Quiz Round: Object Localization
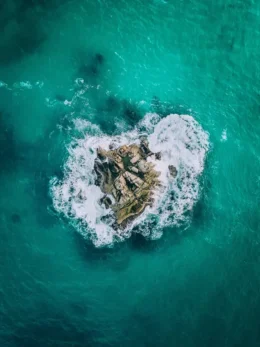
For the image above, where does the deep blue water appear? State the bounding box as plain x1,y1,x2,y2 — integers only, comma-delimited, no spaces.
1,0,260,346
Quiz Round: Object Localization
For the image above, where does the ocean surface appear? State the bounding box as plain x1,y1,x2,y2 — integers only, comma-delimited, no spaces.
1,0,260,346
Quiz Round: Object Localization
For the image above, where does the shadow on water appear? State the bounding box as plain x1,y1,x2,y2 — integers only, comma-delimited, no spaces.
73,223,193,264
121,99,143,126
76,50,105,82
97,97,144,134
104,96,120,113
73,230,131,272
95,96,121,134
128,222,196,255
71,213,195,265
98,95,193,134
128,232,166,253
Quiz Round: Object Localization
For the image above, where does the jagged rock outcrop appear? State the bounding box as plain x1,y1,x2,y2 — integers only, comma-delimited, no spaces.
94,138,177,228
168,165,177,178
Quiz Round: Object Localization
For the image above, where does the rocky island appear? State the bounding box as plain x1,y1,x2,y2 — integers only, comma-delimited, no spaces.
94,137,177,229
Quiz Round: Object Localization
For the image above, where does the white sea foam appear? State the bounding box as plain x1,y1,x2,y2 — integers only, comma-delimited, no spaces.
13,81,33,89
221,129,227,142
50,113,209,247
0,81,7,88
0,80,44,90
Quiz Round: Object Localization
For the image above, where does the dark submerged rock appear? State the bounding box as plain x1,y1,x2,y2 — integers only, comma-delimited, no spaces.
151,96,191,117
168,165,177,178
55,94,67,102
106,96,120,112
121,100,142,126
77,52,105,79
94,53,104,65
155,152,162,160
11,213,21,224
100,196,112,209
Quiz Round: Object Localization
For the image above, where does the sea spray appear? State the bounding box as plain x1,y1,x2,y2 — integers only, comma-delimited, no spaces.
50,113,209,247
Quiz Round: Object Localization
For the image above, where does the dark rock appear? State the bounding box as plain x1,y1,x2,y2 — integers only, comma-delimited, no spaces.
100,196,112,209
109,142,117,150
100,214,114,224
140,137,153,157
155,152,162,160
121,100,142,126
168,165,177,178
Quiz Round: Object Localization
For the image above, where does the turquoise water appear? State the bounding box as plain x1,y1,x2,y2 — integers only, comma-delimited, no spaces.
1,0,260,346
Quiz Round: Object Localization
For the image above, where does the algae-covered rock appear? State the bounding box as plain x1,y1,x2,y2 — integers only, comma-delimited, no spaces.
94,139,162,228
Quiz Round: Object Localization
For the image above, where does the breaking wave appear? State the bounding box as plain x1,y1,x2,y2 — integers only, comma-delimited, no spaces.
50,113,209,247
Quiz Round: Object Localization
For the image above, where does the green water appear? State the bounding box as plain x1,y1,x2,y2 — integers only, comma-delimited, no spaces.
1,0,260,346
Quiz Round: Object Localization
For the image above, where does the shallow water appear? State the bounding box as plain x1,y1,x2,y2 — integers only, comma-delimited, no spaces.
1,0,260,346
